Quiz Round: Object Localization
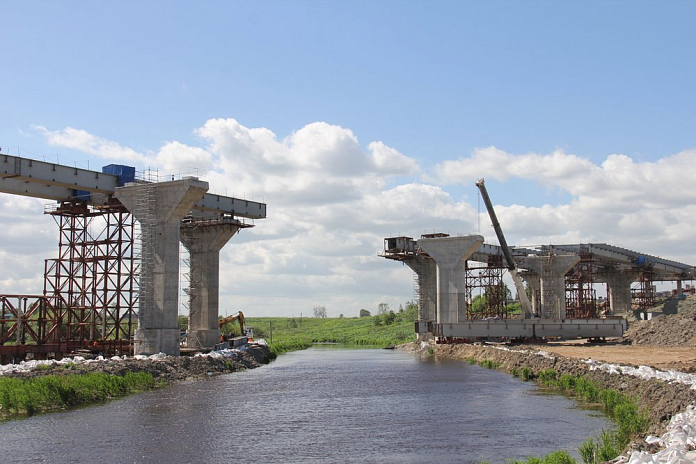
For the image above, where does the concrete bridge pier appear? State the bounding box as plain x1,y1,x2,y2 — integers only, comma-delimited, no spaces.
116,178,209,356
418,235,484,324
602,270,639,316
404,255,437,323
522,273,541,316
181,219,242,349
519,255,580,319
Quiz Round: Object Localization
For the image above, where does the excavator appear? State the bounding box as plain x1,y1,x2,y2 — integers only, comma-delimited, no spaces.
215,311,251,349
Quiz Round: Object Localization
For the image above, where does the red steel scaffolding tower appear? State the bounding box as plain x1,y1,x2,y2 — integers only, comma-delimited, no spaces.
43,199,137,356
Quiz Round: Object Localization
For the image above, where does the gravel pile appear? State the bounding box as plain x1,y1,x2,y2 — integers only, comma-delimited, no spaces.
622,295,696,346
1,344,273,382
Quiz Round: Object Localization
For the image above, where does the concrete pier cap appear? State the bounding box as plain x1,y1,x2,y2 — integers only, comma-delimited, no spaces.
417,235,484,324
519,254,580,319
115,178,209,356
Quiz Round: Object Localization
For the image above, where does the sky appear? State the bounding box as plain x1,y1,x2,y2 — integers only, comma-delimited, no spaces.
1,1,695,317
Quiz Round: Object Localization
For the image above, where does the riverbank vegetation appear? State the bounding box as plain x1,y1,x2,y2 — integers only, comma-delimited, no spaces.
235,302,419,355
466,357,649,463
0,371,158,419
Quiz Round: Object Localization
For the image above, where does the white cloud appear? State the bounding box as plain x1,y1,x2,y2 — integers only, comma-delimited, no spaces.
11,121,696,317
32,125,149,164
368,141,420,175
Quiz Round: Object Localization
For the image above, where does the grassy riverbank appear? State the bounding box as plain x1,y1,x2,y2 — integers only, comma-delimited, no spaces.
421,343,681,464
241,304,418,355
468,356,648,463
0,371,159,418
0,344,273,421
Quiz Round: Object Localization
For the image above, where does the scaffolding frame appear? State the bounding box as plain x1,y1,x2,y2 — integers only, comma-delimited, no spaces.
465,255,510,320
565,252,598,318
40,199,137,357
632,271,656,311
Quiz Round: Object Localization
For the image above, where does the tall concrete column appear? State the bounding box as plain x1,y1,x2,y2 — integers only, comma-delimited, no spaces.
180,220,241,349
418,235,484,324
522,273,541,316
519,255,579,319
601,270,639,316
404,255,437,322
116,178,209,355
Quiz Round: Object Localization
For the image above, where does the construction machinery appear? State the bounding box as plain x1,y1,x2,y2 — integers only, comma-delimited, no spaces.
215,311,250,349
476,178,534,318
218,311,245,334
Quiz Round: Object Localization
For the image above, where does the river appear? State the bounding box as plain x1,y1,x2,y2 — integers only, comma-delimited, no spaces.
1,346,612,463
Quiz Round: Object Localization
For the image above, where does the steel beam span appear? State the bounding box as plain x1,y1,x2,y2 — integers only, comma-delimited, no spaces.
433,318,626,339
1,154,267,220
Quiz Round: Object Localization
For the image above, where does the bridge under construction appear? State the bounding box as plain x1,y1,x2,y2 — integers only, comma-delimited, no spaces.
381,235,695,341
382,178,695,342
0,153,266,363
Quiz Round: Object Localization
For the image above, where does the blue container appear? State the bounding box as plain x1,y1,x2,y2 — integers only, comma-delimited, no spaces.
72,189,91,201
102,164,136,186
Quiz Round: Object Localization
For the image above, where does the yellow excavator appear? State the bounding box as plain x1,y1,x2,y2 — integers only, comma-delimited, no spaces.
216,311,250,349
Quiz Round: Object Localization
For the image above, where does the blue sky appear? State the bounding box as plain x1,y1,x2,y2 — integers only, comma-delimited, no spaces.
1,1,695,316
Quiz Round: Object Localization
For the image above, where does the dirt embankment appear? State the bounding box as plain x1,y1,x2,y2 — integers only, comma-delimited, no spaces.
622,295,696,347
2,344,274,383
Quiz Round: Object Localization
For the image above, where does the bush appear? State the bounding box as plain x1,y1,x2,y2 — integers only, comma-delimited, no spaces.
521,367,534,380
537,369,557,385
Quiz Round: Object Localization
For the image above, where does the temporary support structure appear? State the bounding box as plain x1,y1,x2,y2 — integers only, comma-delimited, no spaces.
632,271,656,312
565,252,598,319
43,199,137,356
465,255,509,320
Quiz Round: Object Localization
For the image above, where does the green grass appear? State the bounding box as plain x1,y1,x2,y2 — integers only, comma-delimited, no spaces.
0,371,159,419
239,305,419,353
534,369,649,461
468,357,649,463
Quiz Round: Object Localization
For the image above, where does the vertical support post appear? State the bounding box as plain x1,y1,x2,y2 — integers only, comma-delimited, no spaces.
519,255,580,319
180,219,242,349
116,178,209,356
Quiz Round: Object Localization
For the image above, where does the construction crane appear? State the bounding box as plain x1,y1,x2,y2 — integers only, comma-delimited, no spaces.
475,178,534,318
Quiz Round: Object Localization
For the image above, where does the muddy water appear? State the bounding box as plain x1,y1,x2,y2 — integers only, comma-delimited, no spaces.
0,346,611,463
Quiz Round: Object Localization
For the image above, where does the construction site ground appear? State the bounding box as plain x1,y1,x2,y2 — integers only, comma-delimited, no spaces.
535,294,696,372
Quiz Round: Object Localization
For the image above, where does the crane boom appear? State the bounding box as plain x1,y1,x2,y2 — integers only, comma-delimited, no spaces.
475,178,534,318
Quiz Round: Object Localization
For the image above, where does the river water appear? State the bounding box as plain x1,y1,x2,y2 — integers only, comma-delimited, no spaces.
1,346,612,463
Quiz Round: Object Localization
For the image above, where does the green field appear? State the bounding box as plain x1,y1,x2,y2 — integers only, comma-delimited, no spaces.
222,303,419,355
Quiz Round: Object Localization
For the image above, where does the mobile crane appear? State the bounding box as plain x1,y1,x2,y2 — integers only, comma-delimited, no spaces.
476,178,534,319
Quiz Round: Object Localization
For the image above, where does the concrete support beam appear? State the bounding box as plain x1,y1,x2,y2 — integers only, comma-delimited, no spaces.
404,256,437,323
115,178,209,356
519,255,580,319
523,273,541,316
180,220,241,349
600,270,639,316
418,235,484,324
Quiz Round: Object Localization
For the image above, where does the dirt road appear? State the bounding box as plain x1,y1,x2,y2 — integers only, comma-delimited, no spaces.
532,342,696,372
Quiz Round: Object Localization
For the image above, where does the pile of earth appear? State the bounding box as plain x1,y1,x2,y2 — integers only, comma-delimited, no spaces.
2,344,273,383
622,295,696,346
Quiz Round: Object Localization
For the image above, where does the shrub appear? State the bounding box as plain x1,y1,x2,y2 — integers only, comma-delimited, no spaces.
538,369,557,385
521,367,534,380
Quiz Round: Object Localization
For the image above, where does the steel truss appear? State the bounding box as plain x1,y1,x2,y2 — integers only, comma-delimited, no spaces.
0,294,69,363
465,255,510,320
1,198,139,362
565,252,598,318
